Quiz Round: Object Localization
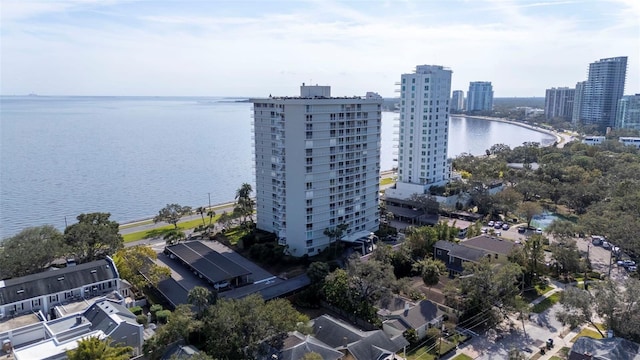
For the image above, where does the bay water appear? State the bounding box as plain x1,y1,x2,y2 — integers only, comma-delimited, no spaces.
0,96,554,238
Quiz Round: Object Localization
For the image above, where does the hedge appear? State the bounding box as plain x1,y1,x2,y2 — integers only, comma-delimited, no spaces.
136,314,148,325
129,306,143,315
156,310,171,324
150,304,163,314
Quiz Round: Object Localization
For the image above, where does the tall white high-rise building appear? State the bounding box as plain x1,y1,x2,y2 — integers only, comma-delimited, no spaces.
616,94,640,131
467,81,493,111
544,87,575,121
451,90,465,111
579,56,627,129
572,81,586,125
251,85,382,256
385,65,452,199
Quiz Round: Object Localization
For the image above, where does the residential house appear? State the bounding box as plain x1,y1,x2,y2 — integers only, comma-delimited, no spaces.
379,297,444,341
1,294,143,359
0,258,125,321
312,314,409,360
434,235,518,276
276,331,344,360
569,336,640,360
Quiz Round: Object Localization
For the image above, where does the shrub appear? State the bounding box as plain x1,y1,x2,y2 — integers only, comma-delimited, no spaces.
129,306,143,315
149,304,163,314
156,310,171,324
136,314,148,325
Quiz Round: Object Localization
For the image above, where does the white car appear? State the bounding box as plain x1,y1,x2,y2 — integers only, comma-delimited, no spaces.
536,228,543,234
214,281,229,290
488,221,495,227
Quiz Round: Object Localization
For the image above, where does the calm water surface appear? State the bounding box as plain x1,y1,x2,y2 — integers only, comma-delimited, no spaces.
0,97,554,238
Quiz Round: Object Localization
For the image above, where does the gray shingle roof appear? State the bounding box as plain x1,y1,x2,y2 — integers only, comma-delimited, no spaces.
462,235,518,255
570,337,640,360
311,315,408,360
280,331,344,360
0,259,117,305
447,244,486,262
393,300,441,329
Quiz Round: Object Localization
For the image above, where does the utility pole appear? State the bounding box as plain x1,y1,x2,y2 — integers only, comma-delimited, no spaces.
208,192,211,209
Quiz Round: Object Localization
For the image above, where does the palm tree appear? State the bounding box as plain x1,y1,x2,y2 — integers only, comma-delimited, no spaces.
196,206,206,227
188,286,212,317
67,337,132,360
207,209,216,227
413,258,446,298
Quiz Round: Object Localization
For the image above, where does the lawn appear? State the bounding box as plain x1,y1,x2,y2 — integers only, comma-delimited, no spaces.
122,216,219,243
531,292,561,313
380,177,396,186
571,327,604,343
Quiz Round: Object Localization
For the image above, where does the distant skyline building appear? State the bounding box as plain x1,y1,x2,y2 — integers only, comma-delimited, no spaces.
616,94,640,131
451,90,465,111
385,65,453,199
544,87,575,121
251,84,382,256
466,81,493,111
578,56,627,129
572,81,586,125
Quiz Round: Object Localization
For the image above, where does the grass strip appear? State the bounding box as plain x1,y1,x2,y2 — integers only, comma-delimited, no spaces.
571,327,604,343
531,292,561,313
122,216,220,243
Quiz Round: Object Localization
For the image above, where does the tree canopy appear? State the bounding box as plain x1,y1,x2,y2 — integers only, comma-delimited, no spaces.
66,337,132,360
113,245,170,290
0,225,64,279
154,204,193,229
64,212,124,263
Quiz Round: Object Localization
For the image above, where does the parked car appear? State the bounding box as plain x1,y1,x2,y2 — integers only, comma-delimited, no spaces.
214,281,230,290
622,260,636,268
488,221,495,227
602,241,611,249
627,266,637,272
496,221,503,227
502,224,510,230
517,226,526,234
495,224,502,229
536,228,543,234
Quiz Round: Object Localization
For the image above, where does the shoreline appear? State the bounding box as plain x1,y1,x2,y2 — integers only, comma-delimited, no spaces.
454,115,562,145
119,169,398,229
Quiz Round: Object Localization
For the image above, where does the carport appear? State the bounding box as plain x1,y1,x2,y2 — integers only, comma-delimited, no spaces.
165,241,252,288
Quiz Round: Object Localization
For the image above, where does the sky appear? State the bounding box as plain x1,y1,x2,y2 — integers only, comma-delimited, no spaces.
1,0,639,97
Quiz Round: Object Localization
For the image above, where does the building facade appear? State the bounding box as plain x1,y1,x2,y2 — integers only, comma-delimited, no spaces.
544,87,575,121
0,258,122,320
466,81,493,111
386,65,452,199
572,81,586,125
451,90,464,111
615,94,640,131
579,56,627,129
251,85,382,257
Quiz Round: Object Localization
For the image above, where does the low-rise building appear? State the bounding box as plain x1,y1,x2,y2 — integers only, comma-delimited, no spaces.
379,297,444,341
434,235,518,275
582,136,606,146
569,336,640,360
618,137,640,149
0,294,143,359
0,258,126,321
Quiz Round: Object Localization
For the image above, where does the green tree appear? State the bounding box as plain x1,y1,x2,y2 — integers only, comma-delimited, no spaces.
404,226,439,259
516,201,543,228
307,261,330,285
188,286,213,317
550,239,582,277
163,229,186,245
196,206,207,226
113,246,171,290
234,183,255,227
556,286,605,338
154,204,193,229
0,225,64,278
64,212,124,263
66,337,132,360
323,223,348,256
202,294,309,359
413,258,446,298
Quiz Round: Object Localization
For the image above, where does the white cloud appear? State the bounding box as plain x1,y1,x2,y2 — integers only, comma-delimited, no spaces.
1,0,638,96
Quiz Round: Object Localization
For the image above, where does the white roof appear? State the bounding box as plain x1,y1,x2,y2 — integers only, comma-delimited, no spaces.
342,230,375,243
